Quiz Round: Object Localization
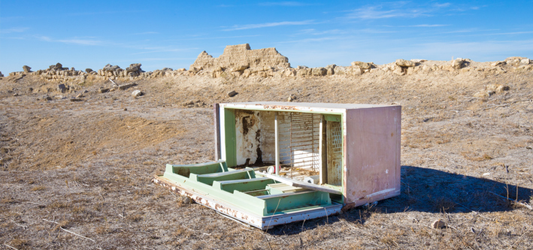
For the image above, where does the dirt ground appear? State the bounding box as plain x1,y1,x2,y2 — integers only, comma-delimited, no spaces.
1,70,533,249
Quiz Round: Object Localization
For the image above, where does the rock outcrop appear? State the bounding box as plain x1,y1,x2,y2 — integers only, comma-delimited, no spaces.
23,65,32,73
3,44,532,83
189,43,290,77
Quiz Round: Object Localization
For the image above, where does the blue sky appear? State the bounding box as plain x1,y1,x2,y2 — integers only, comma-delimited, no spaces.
1,0,532,73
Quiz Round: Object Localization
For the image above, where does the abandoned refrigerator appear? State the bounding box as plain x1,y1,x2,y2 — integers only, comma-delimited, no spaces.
153,102,401,229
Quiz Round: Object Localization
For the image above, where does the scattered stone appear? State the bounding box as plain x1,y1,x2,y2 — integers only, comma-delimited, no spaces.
431,219,446,229
118,83,137,90
22,65,32,73
13,93,19,96
76,93,84,98
98,88,109,93
395,59,416,67
411,59,426,63
393,67,405,76
227,90,238,97
70,98,83,102
491,61,506,67
123,108,128,111
351,61,373,69
0,71,4,77
43,95,52,101
132,90,143,97
232,64,249,72
57,84,67,93
486,84,510,93
126,63,143,77
54,95,65,99
288,94,296,102
451,58,465,69
182,196,192,204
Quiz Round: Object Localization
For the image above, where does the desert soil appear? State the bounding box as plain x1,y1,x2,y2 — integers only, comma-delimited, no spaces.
1,71,533,249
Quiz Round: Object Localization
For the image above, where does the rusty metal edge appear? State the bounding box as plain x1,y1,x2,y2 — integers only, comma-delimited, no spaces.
152,175,263,229
152,175,343,230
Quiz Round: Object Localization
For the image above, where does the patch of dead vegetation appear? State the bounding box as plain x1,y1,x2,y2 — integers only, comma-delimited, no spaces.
0,71,532,249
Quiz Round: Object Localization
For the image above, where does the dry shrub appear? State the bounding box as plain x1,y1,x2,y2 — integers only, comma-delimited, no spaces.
173,225,193,237
128,213,143,222
380,233,399,247
153,190,166,200
1,197,15,203
8,238,29,249
95,224,109,234
461,152,493,161
49,201,70,209
30,185,46,191
431,197,456,212
52,220,69,232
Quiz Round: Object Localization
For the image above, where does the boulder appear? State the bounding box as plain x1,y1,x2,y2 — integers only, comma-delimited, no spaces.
486,84,510,93
395,59,416,67
491,61,506,67
311,67,327,76
57,84,67,93
431,219,446,229
0,71,3,77
521,58,531,65
85,68,93,73
288,94,296,102
451,58,465,69
126,63,143,77
351,61,373,69
325,64,336,76
132,90,143,97
505,57,525,66
22,65,32,73
227,90,238,97
410,59,426,63
102,64,122,73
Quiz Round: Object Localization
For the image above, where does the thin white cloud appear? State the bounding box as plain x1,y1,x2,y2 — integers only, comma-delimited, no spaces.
278,36,344,44
259,2,317,7
35,35,103,45
134,31,159,35
130,46,199,54
121,57,197,62
57,39,103,46
37,36,52,41
0,27,29,34
68,10,143,16
434,3,451,8
346,6,431,19
344,2,473,20
411,24,448,27
223,20,313,31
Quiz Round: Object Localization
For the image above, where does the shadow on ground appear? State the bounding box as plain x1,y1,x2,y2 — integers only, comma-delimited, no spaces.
268,166,533,235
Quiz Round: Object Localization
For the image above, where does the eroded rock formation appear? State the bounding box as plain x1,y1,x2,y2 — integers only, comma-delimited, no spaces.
190,43,290,77
4,45,532,83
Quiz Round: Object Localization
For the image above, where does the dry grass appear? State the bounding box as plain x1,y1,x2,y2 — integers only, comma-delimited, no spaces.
30,186,46,191
0,72,532,249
